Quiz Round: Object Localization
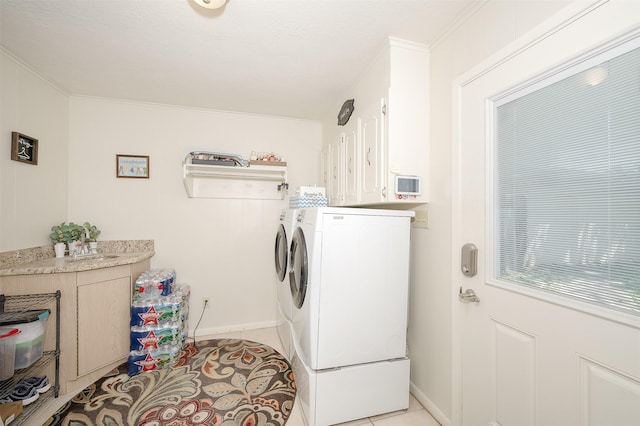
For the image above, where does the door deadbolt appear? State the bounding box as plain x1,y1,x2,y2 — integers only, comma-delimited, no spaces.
461,243,478,277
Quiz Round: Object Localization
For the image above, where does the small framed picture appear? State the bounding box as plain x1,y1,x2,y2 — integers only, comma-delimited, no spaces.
11,132,39,165
116,154,150,178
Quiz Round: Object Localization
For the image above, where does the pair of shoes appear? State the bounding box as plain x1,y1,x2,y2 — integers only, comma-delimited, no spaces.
19,376,51,394
0,376,50,406
0,382,39,406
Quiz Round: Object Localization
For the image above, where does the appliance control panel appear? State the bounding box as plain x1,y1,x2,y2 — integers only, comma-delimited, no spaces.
395,175,421,196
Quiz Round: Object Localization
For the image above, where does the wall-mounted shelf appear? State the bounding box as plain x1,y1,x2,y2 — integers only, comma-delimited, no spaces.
183,161,288,200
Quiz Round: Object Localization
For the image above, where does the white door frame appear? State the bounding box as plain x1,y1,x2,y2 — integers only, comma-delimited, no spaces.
449,1,635,424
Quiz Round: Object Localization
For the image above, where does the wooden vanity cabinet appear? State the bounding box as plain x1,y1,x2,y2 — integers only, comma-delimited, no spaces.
76,266,134,377
0,259,149,394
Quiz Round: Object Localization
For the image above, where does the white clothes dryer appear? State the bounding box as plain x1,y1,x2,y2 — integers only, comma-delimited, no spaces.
289,207,414,370
273,208,297,358
287,207,414,426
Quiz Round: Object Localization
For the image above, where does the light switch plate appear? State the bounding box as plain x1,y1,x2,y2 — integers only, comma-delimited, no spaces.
413,209,429,229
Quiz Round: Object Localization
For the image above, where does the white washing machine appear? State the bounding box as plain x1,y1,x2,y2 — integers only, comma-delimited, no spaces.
273,208,297,359
288,207,414,425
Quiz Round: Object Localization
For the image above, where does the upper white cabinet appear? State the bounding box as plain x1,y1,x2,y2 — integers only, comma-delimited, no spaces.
327,137,343,206
359,98,384,205
343,119,359,205
324,37,429,207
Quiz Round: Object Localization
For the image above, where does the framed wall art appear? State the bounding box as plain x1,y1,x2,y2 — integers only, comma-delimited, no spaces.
11,132,39,165
116,154,150,178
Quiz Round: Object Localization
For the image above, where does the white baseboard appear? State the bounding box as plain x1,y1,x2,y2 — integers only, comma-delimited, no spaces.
410,381,451,426
189,319,278,339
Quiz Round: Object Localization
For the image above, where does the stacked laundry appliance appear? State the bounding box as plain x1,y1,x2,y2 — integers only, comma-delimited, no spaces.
288,207,414,426
274,187,327,360
128,268,190,376
274,208,297,360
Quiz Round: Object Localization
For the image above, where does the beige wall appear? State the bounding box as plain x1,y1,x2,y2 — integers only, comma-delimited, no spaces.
408,0,571,423
0,52,69,251
1,52,322,334
68,96,322,334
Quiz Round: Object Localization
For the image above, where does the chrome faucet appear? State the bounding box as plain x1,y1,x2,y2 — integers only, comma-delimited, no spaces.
82,227,90,254
74,227,91,258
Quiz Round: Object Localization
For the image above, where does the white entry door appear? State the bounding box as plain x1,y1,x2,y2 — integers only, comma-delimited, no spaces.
453,2,640,425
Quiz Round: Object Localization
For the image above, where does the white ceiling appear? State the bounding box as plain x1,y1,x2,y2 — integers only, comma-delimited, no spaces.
1,0,474,121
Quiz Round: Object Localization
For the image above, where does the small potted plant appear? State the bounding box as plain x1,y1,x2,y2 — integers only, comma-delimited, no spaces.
83,222,101,254
66,222,84,255
49,222,83,257
49,223,68,244
49,222,69,258
67,222,82,242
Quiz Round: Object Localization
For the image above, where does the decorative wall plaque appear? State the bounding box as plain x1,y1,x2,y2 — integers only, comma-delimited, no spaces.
11,132,38,165
337,99,355,126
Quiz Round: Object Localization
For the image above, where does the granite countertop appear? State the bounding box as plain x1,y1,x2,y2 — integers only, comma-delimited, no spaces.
0,240,154,276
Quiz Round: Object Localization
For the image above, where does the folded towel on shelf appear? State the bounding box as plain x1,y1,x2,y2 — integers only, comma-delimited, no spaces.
289,195,328,209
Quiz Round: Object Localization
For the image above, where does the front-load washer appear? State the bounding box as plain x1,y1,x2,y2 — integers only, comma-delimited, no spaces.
273,208,297,358
288,206,414,370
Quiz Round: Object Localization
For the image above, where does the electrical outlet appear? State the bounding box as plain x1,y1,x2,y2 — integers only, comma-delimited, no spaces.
203,297,210,308
413,209,429,229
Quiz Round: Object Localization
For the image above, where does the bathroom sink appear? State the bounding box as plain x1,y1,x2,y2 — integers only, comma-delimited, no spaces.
65,254,121,262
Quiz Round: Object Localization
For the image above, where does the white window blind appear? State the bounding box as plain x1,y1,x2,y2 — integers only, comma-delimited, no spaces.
495,42,640,317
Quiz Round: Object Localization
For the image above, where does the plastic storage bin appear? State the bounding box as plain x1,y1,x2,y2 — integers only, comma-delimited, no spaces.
0,310,50,370
0,328,20,380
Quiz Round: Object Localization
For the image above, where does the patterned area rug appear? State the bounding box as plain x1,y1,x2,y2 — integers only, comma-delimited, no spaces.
45,339,297,426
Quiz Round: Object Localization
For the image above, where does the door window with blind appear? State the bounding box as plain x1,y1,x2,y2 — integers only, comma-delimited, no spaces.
493,37,640,318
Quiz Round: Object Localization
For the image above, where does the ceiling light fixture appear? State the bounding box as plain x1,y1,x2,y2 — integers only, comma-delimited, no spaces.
191,0,227,9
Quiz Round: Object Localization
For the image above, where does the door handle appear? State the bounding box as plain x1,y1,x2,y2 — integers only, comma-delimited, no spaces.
459,287,480,303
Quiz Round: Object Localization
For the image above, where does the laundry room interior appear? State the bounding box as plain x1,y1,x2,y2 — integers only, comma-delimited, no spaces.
2,1,639,426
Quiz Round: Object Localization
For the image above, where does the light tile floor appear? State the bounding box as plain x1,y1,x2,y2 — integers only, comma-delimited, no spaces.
30,326,440,426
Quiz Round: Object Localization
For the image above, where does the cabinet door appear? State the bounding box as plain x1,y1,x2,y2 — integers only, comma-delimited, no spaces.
360,98,385,204
77,277,131,376
328,136,344,206
320,148,329,190
343,122,359,205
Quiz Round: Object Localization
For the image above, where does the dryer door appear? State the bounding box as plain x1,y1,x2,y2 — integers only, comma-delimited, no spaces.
289,227,308,309
274,224,288,282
